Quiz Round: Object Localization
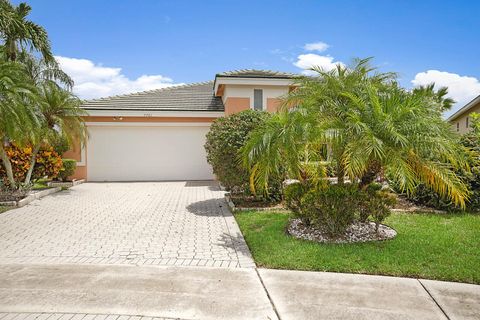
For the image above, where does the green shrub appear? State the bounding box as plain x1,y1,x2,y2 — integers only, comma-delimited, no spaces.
58,159,76,181
300,184,361,235
51,134,71,155
394,182,455,210
360,186,396,231
285,182,394,236
205,110,276,196
284,182,309,215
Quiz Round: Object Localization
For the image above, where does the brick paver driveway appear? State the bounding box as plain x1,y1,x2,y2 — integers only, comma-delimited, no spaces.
0,182,254,268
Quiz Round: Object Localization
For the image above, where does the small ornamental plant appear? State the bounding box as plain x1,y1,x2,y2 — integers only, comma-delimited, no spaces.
57,158,77,181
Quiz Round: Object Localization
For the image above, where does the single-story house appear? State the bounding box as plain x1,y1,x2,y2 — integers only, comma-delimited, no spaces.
448,94,480,134
64,69,297,182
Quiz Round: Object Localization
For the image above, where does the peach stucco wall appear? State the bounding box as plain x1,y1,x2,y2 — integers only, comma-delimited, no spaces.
63,141,82,162
225,97,250,116
267,98,282,113
62,139,84,180
65,115,217,180
70,165,87,181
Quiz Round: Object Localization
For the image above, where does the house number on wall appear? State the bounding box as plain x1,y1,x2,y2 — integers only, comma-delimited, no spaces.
143,113,153,117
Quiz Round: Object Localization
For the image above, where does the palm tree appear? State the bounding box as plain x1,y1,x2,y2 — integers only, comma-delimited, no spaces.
243,58,471,208
0,61,39,187
413,83,455,111
283,58,397,184
24,81,87,184
19,52,74,89
0,0,53,63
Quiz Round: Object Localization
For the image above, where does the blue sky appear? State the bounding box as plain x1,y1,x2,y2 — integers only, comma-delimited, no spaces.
20,0,480,114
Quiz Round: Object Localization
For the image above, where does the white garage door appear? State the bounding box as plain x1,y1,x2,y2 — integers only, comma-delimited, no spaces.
87,124,214,181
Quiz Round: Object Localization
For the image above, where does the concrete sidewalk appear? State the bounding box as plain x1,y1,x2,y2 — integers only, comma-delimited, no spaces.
0,265,479,320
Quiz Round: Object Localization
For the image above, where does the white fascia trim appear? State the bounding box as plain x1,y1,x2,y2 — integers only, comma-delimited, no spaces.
447,94,480,121
84,110,224,118
85,122,212,127
214,78,293,95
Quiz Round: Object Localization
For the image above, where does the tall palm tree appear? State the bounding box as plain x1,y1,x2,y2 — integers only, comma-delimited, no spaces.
243,58,471,208
16,53,75,184
19,52,74,89
0,61,39,187
24,81,87,184
0,0,53,63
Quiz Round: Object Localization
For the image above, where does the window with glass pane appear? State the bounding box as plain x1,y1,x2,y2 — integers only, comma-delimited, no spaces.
254,89,263,110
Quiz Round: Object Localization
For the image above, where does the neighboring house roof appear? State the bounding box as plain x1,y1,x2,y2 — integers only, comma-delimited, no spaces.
215,69,298,79
448,94,480,121
81,81,224,112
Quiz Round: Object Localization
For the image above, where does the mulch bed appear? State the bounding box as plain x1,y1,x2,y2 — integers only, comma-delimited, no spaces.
287,218,397,244
392,195,445,213
0,189,29,202
230,195,283,209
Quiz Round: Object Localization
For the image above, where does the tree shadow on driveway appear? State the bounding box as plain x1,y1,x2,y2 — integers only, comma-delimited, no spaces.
187,198,255,262
216,232,253,259
186,198,230,217
184,180,221,191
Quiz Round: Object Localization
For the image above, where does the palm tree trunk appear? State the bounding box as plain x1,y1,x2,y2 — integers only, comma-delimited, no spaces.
5,38,17,62
0,143,16,188
337,163,345,185
360,161,382,189
24,143,41,185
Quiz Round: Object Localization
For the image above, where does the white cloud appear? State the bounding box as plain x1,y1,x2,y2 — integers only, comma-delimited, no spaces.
294,53,344,75
304,41,330,52
55,56,179,99
411,70,480,111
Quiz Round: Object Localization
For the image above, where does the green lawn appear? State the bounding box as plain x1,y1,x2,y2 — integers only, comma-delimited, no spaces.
0,206,12,214
236,211,480,284
32,179,50,190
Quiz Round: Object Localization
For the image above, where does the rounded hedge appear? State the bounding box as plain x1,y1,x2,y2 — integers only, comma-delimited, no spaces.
205,110,270,194
58,158,77,181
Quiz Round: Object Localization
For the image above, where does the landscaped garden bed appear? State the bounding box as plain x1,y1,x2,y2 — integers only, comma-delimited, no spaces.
287,218,396,243
204,59,480,286
236,210,480,284
225,193,284,211
0,186,61,207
